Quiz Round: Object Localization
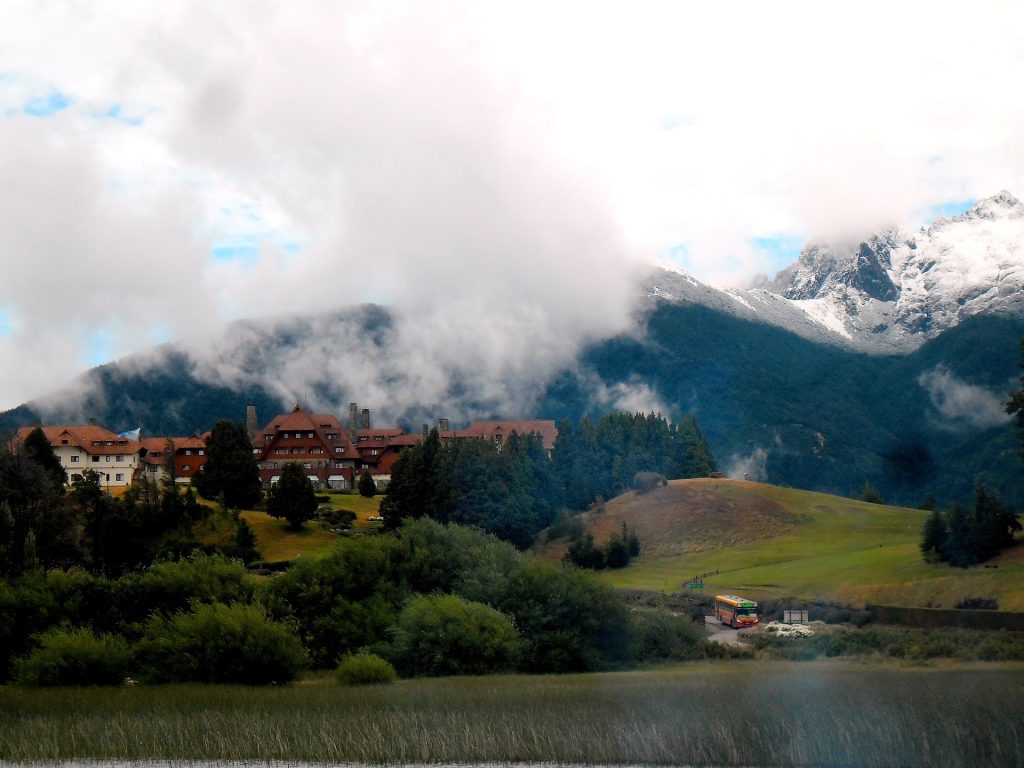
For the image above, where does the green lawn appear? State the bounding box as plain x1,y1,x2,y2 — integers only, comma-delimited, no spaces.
322,491,383,523
239,511,343,563
598,481,1024,610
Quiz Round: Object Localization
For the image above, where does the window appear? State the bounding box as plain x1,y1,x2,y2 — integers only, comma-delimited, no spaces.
61,439,68,445
282,432,289,439
307,432,314,438
71,455,80,463
198,449,204,455
105,441,113,446
275,448,288,455
105,456,111,462
335,447,344,453
91,456,99,463
185,449,192,456
116,455,124,462
292,447,303,454
253,448,260,454
361,463,370,469
304,463,311,468
311,447,322,454
359,436,368,442
327,433,337,440
182,464,190,471
371,449,378,456
374,436,384,441
115,473,124,482
71,473,81,482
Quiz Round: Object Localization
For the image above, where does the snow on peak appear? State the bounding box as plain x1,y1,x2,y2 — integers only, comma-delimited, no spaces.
959,190,1023,222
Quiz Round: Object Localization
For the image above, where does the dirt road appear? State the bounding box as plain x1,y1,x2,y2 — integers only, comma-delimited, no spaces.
705,615,751,646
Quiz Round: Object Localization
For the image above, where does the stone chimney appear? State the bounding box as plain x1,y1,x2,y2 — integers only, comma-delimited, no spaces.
348,402,358,432
246,404,258,437
361,408,371,430
437,418,449,432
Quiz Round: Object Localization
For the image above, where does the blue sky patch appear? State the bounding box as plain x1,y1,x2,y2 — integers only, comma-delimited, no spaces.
0,308,13,339
96,102,144,126
929,198,976,219
212,242,261,268
85,329,114,368
23,89,72,117
753,235,804,272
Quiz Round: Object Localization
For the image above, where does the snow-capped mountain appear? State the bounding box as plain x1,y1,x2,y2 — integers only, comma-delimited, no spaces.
645,190,1024,353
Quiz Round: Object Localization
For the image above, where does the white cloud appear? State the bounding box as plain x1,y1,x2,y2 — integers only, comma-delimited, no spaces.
726,447,769,482
1,0,1023,409
917,365,1014,432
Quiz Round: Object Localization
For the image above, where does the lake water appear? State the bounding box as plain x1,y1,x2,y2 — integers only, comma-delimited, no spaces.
0,764,725,768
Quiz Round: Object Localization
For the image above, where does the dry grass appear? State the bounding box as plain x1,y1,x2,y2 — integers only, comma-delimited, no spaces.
2,662,1022,766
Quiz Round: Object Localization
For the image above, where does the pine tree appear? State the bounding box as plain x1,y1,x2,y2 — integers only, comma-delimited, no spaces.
195,420,262,509
1007,339,1024,460
266,462,317,530
920,508,948,561
358,470,377,498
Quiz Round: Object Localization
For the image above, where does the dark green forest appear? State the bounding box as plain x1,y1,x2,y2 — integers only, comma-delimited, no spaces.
381,412,715,548
2,303,1022,508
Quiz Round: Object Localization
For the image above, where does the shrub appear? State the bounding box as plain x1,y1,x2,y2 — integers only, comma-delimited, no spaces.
390,594,521,677
632,471,666,495
113,554,254,627
14,628,131,686
135,602,306,684
335,652,397,685
633,609,707,662
955,597,999,610
358,471,377,498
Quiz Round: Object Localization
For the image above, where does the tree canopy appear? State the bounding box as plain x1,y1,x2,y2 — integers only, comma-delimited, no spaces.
194,420,262,508
266,462,316,529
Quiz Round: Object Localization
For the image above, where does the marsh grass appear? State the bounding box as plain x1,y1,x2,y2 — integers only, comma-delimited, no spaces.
2,662,1023,766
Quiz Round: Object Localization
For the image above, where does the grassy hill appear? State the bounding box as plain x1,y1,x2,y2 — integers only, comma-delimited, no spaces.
545,479,1024,610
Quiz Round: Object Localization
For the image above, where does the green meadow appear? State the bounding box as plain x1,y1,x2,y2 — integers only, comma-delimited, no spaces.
2,662,1022,767
590,480,1024,610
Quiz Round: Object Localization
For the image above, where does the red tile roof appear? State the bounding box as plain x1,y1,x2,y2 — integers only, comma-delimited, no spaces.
17,425,141,455
459,420,558,451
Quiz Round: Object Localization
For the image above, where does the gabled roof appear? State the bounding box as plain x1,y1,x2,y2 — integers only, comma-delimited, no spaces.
17,425,140,456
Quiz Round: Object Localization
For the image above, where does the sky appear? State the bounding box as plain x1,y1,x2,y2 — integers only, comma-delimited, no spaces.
1,0,1023,413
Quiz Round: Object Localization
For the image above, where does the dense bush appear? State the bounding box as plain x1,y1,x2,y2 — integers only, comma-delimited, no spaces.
752,625,1024,662
13,628,130,686
633,609,708,662
632,471,666,495
390,594,521,677
114,554,255,627
135,602,306,684
335,652,397,685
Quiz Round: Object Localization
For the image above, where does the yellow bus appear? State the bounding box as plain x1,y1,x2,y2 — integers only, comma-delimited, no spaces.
715,594,759,628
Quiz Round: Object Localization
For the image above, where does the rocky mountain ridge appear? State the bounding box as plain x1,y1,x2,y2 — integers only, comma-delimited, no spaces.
645,190,1024,353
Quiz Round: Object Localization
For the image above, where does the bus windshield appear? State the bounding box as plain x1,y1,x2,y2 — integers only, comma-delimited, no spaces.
735,607,756,616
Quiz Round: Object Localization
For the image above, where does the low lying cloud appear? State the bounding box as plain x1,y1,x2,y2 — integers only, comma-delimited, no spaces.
917,365,1013,431
726,447,769,481
591,379,670,418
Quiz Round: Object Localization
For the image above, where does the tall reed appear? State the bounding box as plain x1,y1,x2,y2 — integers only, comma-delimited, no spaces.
2,662,1022,767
